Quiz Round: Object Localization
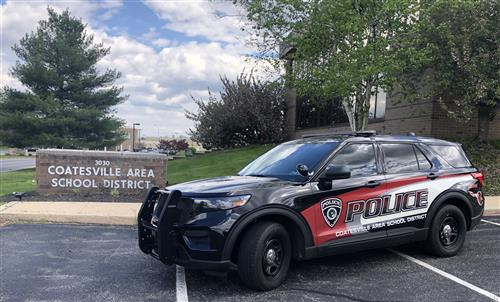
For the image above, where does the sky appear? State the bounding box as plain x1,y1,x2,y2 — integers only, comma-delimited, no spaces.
0,0,270,137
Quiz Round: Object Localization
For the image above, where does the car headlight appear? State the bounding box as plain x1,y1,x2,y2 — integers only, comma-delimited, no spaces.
192,195,251,211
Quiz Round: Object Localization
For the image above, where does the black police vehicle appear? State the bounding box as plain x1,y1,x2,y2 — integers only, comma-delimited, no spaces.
138,132,484,290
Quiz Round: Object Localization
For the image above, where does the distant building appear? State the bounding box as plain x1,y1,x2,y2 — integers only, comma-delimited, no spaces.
281,48,500,140
114,127,140,151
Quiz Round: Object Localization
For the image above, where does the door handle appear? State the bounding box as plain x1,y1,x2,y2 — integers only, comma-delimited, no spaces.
427,172,438,180
366,180,380,188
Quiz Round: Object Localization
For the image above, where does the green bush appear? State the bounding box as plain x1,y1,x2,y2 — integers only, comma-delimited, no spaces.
454,138,500,195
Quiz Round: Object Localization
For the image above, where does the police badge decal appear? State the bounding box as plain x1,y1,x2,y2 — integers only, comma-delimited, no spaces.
321,198,342,228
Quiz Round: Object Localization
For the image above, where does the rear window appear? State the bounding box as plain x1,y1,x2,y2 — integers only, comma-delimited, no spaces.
381,143,419,173
381,144,433,173
429,145,471,168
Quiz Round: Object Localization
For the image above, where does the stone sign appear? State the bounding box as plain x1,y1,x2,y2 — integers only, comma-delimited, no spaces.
36,149,167,196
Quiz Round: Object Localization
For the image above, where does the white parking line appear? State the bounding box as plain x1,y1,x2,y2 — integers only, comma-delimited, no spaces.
482,219,500,227
389,249,500,301
176,265,189,302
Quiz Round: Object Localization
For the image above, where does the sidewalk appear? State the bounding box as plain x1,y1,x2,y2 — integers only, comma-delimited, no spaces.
0,196,499,226
0,201,141,225
485,196,500,215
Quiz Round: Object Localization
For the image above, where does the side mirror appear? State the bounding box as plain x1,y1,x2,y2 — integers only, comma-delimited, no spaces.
322,165,351,180
318,165,350,190
296,164,309,177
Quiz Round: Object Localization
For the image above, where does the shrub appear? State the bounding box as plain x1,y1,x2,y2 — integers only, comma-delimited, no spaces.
157,139,189,152
457,139,500,195
186,72,286,149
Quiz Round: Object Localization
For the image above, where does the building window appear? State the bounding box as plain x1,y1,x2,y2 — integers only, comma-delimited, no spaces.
369,87,386,119
296,96,349,130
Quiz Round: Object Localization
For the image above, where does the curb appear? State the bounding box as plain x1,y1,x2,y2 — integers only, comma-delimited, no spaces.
0,213,138,226
485,196,500,213
0,201,140,226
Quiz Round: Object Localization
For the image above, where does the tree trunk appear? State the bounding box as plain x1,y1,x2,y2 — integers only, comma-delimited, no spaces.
344,82,372,131
478,104,491,141
353,82,372,131
343,98,356,131
361,81,373,131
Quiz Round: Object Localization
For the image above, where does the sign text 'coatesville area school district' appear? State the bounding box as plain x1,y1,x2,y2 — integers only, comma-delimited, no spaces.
36,149,167,196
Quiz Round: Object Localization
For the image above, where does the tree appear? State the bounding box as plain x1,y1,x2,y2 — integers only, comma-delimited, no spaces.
0,8,126,149
186,72,286,149
401,0,499,140
241,0,422,131
157,139,189,152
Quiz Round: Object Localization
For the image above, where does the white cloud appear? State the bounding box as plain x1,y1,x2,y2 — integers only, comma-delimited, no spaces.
1,0,270,137
143,0,248,43
93,30,265,135
0,0,124,66
152,38,170,47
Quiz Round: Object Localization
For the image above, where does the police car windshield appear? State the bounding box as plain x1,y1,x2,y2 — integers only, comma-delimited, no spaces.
239,141,340,182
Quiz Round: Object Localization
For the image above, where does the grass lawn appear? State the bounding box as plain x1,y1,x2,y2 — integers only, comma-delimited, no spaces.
167,144,275,185
0,168,36,197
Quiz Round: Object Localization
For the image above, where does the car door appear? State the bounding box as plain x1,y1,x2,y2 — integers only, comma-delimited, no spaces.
378,142,433,240
303,142,388,247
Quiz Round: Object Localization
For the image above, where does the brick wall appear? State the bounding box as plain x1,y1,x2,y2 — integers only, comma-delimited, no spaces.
430,103,500,140
378,92,433,136
289,90,500,140
488,109,500,140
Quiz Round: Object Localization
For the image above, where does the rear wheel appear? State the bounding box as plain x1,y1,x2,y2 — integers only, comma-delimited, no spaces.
425,204,467,257
237,222,291,291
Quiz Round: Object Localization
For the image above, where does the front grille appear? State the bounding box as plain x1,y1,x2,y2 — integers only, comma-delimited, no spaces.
138,188,191,264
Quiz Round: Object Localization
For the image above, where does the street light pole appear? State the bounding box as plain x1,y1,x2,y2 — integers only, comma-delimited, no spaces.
132,123,140,152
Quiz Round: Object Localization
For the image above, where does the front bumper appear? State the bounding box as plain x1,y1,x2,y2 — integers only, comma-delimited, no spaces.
137,187,237,271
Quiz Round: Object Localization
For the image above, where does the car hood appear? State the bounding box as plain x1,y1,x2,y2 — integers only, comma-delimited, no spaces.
167,175,292,195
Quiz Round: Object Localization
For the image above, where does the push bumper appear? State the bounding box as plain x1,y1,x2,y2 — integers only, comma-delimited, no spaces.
137,187,236,271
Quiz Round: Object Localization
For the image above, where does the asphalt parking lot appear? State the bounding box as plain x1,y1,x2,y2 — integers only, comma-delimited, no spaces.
1,218,499,302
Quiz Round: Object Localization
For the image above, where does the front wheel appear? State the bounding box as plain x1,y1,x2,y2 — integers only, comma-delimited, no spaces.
237,222,291,291
425,204,467,257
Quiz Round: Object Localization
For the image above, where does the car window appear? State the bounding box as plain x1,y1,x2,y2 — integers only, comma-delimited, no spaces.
326,143,377,177
429,145,471,168
414,146,432,170
239,141,340,182
381,143,419,173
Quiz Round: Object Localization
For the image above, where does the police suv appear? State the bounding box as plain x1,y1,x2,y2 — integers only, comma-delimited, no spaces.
138,132,484,290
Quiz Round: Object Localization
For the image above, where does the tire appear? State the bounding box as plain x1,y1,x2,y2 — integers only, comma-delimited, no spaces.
425,204,467,257
237,222,291,291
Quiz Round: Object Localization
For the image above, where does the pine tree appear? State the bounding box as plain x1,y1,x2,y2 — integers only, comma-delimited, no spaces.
0,8,126,149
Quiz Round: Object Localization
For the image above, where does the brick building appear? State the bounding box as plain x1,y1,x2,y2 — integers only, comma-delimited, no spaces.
281,52,500,140
114,127,140,151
